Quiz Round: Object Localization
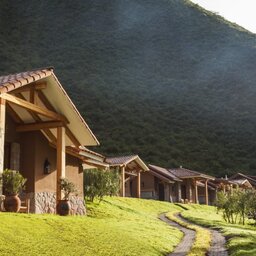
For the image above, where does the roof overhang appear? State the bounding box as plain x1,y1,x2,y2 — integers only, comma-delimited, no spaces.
40,74,99,146
107,155,149,172
0,68,99,147
148,169,174,183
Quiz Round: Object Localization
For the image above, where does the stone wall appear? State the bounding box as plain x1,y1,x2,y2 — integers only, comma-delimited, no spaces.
21,192,86,215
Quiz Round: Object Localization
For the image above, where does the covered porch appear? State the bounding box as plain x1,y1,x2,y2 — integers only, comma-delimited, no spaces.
105,155,149,198
141,164,182,202
0,68,99,214
168,167,215,205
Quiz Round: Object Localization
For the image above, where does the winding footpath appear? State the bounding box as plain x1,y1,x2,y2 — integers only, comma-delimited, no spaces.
159,213,228,256
159,213,195,256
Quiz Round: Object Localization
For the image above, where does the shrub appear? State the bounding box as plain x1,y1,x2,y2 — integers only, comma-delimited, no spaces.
216,188,256,225
59,178,77,200
2,169,26,195
84,168,120,202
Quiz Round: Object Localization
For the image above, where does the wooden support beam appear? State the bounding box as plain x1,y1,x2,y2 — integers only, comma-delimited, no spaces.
16,121,64,132
194,179,198,204
137,171,141,198
56,127,66,202
125,176,130,183
37,90,55,111
34,82,47,90
121,166,125,197
125,171,138,177
0,98,6,195
37,90,79,147
1,93,67,123
176,182,181,202
65,126,80,148
29,88,37,104
6,103,23,123
205,179,209,205
12,82,47,94
16,93,57,144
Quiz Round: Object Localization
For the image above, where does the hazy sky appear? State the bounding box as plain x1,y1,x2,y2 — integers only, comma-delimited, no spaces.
191,0,256,33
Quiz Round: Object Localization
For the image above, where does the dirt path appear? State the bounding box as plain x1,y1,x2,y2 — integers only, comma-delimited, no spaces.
176,214,228,256
159,213,196,256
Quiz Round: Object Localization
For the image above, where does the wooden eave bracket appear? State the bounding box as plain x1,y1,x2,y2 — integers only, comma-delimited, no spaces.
0,93,68,123
16,121,64,132
11,82,47,94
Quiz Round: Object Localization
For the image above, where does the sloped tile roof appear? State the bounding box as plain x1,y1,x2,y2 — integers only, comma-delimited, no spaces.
0,67,99,146
148,169,174,183
0,67,53,93
230,173,256,186
105,155,148,171
149,164,182,182
105,155,138,165
168,167,214,180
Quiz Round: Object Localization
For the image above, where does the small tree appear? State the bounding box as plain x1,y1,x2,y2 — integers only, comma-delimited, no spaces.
59,178,77,200
247,190,256,225
84,168,120,202
216,188,256,225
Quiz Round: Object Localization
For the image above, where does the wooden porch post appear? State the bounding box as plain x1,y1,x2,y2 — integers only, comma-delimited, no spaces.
176,182,181,202
187,179,192,202
194,179,198,204
137,170,141,198
205,179,209,205
0,99,6,195
121,166,125,197
56,126,65,202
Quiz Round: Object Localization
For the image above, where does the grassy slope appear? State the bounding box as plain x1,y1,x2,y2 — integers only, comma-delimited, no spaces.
180,204,256,256
1,0,256,175
0,197,183,256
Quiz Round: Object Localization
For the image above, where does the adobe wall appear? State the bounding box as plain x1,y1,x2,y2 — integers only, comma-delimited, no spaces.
140,172,156,199
5,114,36,192
4,114,85,214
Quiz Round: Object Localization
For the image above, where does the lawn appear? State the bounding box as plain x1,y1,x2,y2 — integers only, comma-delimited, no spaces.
179,204,256,256
0,197,183,256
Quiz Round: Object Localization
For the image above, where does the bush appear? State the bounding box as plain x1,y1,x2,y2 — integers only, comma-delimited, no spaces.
84,168,120,202
2,169,27,195
216,188,256,225
59,178,77,200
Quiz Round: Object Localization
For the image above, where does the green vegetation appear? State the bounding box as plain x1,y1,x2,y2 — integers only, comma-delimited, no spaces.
84,168,120,201
216,189,256,225
59,177,77,200
166,211,211,256
0,197,183,256
2,169,26,195
180,204,256,256
1,0,256,175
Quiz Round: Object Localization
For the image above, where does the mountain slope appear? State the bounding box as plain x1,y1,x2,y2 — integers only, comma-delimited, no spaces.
1,0,256,176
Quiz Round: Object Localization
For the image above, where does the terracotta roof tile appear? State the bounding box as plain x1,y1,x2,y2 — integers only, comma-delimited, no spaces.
168,167,214,180
149,164,182,181
0,67,53,93
105,155,138,165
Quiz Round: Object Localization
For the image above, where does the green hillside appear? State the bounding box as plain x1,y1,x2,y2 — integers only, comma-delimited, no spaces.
1,0,256,176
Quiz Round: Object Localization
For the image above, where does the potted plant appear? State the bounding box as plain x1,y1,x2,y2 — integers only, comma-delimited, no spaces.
2,169,27,212
57,177,76,216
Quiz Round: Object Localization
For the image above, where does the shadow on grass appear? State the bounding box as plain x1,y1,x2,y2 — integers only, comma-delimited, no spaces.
101,199,142,214
227,234,256,256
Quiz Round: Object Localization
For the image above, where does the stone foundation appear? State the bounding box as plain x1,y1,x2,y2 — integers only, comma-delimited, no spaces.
21,192,86,215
